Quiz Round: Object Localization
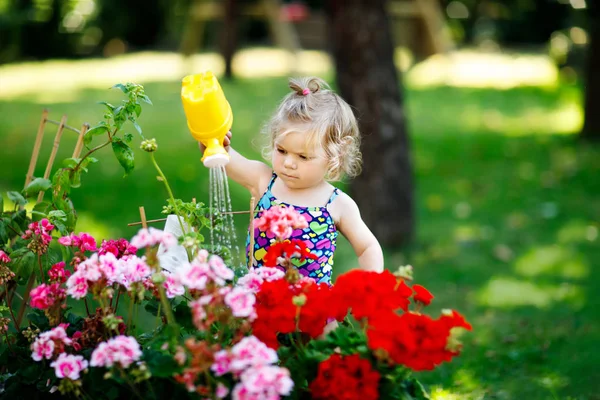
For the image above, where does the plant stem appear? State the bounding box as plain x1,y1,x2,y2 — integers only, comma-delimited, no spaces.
114,288,122,314
149,153,194,256
74,139,112,172
3,331,14,354
37,255,45,283
16,274,36,329
84,298,91,316
4,284,18,328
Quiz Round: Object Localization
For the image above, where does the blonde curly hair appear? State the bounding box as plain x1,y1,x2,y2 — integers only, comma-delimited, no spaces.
262,77,362,181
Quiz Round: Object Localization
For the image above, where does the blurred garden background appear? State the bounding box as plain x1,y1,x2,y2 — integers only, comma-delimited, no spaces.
1,0,599,399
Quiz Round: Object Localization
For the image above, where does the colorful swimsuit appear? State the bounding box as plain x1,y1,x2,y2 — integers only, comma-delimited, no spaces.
246,174,339,285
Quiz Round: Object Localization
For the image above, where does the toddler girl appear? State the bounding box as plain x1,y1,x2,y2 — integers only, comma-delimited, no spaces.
207,77,383,284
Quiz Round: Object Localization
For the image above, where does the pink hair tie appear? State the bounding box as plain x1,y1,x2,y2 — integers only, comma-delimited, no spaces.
302,88,310,96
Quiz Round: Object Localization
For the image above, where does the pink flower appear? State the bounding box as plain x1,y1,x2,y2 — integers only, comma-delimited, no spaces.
209,255,234,284
211,350,233,376
237,268,285,293
90,336,142,369
225,287,256,319
130,227,176,250
48,261,71,283
98,238,137,259
216,383,230,399
254,206,308,240
50,353,88,380
30,284,53,309
178,260,212,290
31,336,55,361
190,295,212,329
31,326,73,361
163,272,185,298
66,273,89,299
233,365,293,399
229,336,278,374
0,250,10,264
118,256,151,288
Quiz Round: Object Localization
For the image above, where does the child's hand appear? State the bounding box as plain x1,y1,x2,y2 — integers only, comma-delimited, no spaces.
198,130,232,154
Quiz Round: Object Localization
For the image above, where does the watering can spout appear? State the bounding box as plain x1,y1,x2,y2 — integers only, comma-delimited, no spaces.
181,71,233,167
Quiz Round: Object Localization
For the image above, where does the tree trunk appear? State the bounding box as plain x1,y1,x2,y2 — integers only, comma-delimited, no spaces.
582,1,600,140
325,0,414,246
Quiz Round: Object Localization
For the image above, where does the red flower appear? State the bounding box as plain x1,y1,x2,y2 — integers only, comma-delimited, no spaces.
412,284,434,306
331,270,412,321
252,277,334,348
367,311,472,371
263,239,317,267
309,353,380,400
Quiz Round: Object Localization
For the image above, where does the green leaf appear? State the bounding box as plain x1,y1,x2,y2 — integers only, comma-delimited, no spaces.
112,83,128,93
31,201,51,221
48,210,67,222
133,121,143,135
10,209,27,231
84,124,110,146
22,178,52,197
0,219,8,245
114,106,127,130
0,192,3,211
70,169,82,188
112,138,135,176
62,158,79,169
7,191,26,206
12,249,35,278
139,94,153,105
145,350,180,378
134,103,142,117
124,133,133,143
51,169,71,201
98,101,115,111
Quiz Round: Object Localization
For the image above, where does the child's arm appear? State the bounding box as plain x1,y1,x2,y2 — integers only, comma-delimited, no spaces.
199,131,272,197
335,193,384,272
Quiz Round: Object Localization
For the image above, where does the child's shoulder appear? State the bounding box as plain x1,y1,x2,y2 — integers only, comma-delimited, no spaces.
328,188,359,224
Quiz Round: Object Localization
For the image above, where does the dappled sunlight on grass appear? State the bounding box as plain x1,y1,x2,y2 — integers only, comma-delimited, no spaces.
407,50,559,89
514,245,589,279
476,277,585,309
429,387,462,400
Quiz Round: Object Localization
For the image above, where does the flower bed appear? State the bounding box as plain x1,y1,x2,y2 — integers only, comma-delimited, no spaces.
0,84,470,399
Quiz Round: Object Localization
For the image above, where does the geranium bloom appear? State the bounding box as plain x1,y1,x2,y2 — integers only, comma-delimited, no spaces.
225,287,256,318
48,261,71,283
58,232,97,252
331,269,412,321
412,284,434,306
90,335,142,369
263,239,317,268
98,238,137,259
309,354,380,400
22,218,54,254
232,365,293,400
30,283,66,310
367,310,472,371
254,205,308,240
0,250,10,264
130,227,177,250
211,336,278,377
163,271,185,298
31,326,73,361
50,353,88,380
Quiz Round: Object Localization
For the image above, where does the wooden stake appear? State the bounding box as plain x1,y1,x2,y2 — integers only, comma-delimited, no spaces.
72,123,89,159
139,206,148,229
248,196,256,269
37,115,67,203
25,109,49,189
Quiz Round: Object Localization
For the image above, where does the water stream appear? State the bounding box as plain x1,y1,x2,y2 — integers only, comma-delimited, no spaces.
209,165,242,270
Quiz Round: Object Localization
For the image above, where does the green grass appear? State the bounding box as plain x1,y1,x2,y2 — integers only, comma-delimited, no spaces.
1,72,599,399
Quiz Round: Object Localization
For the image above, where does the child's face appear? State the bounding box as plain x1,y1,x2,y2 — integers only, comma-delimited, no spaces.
272,130,328,190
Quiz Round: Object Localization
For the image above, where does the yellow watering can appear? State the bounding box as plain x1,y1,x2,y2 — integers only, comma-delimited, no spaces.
181,71,233,168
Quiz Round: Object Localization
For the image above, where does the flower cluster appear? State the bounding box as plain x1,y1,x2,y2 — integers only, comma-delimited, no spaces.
31,325,74,361
212,336,293,399
309,354,380,400
130,227,177,250
58,232,98,253
21,218,54,254
254,205,308,240
90,335,142,369
98,238,137,259
0,249,14,285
